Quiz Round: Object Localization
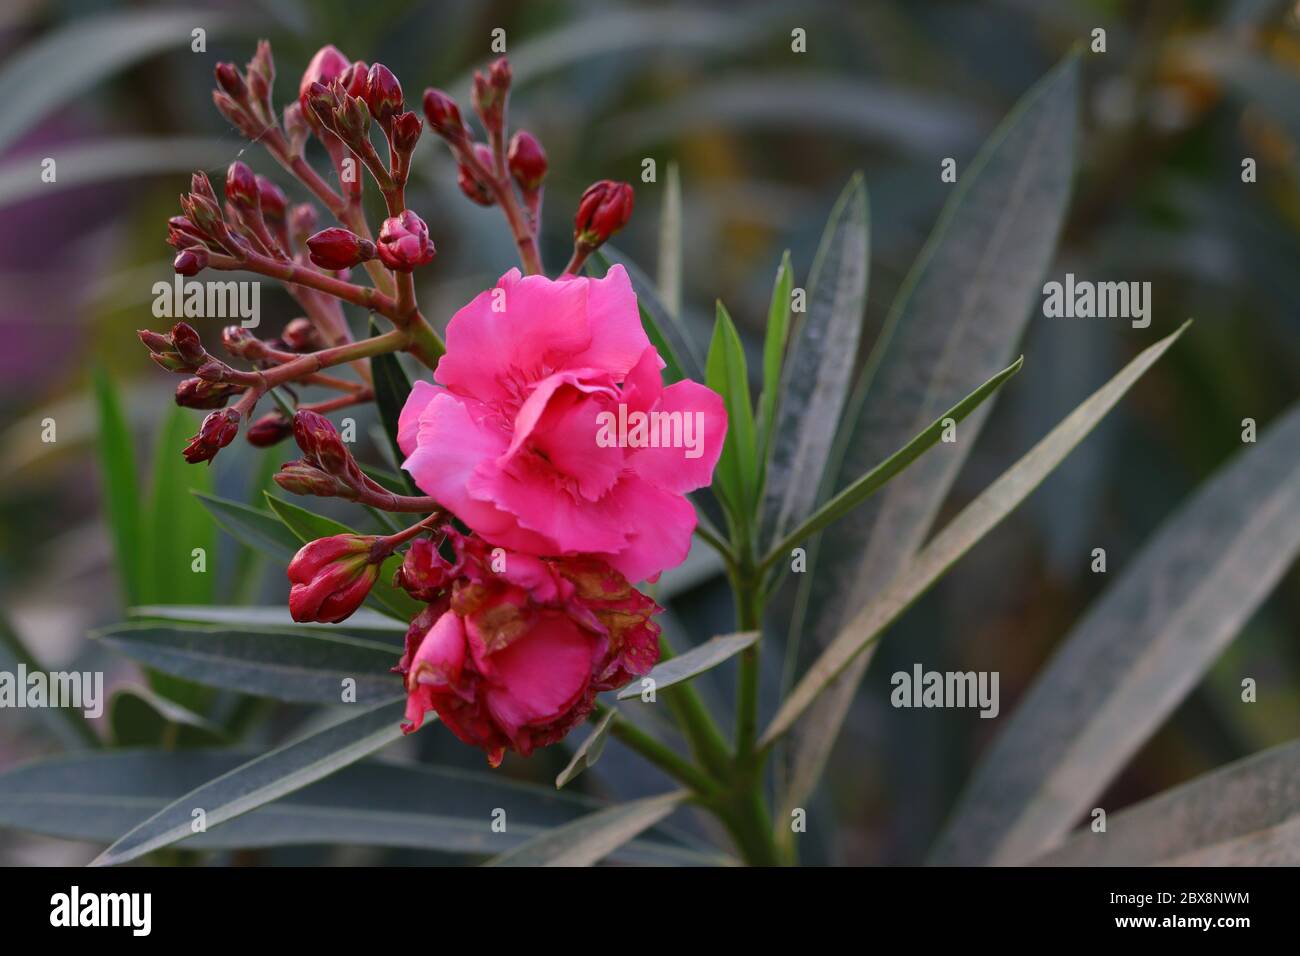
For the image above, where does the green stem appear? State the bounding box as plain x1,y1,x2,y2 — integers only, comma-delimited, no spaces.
597,704,719,795
656,637,733,780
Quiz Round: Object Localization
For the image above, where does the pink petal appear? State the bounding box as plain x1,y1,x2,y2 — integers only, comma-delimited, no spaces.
480,615,595,736
626,379,728,494
598,475,697,583
397,380,440,457
567,265,654,378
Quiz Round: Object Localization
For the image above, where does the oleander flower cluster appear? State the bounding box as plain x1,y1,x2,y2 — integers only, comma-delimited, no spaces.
134,40,726,765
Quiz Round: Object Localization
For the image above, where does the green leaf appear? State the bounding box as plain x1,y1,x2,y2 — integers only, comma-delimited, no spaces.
657,161,683,320
486,791,687,866
776,54,1081,824
705,301,758,522
555,709,616,789
1032,740,1300,866
96,622,403,706
144,405,214,605
0,750,722,865
756,250,794,485
931,401,1300,865
130,604,405,634
760,174,869,543
0,9,250,153
92,368,143,605
761,358,1023,572
618,631,760,700
264,493,422,620
194,492,301,563
0,612,98,750
90,698,410,866
109,688,227,748
369,318,420,496
761,321,1189,749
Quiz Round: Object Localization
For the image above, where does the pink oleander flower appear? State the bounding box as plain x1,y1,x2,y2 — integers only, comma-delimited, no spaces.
394,532,661,766
397,265,726,583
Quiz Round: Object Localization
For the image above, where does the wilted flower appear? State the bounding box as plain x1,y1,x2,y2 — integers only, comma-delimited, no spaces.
395,532,661,766
183,408,240,464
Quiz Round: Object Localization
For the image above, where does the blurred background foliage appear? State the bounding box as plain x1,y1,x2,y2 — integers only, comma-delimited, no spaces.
0,0,1297,865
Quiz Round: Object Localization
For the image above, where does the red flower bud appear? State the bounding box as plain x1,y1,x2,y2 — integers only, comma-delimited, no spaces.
489,58,512,95
256,176,287,220
289,203,319,243
471,70,503,136
393,538,453,602
221,325,266,359
365,63,404,122
457,143,497,206
377,210,436,271
215,62,247,100
390,111,423,156
191,171,219,204
166,216,207,250
274,460,349,499
340,61,369,99
421,88,465,140
280,317,318,351
176,377,242,409
574,180,634,247
299,45,350,99
288,534,382,623
283,101,309,155
225,161,260,211
247,40,275,106
173,247,209,277
507,130,547,192
292,409,355,478
306,227,376,270
171,322,207,365
246,411,294,447
183,408,240,464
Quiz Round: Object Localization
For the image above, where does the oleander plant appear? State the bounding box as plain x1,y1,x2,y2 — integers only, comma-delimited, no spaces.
1,4,1298,868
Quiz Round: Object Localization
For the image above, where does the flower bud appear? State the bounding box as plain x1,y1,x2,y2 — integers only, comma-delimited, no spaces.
340,61,369,99
274,460,349,498
574,180,634,247
393,538,453,602
333,93,371,141
183,408,241,464
256,176,287,220
304,81,336,130
246,411,294,447
293,409,354,478
306,227,376,270
182,192,225,237
214,62,247,101
282,101,309,155
221,325,266,359
489,57,512,94
471,70,503,137
421,88,465,141
212,90,254,136
289,203,319,243
167,216,207,250
173,247,209,277
457,143,497,206
191,171,219,204
507,130,547,192
299,45,350,99
247,40,276,102
171,322,207,365
176,377,242,409
390,111,423,156
288,534,382,623
365,63,404,122
225,161,260,212
281,317,318,351
376,210,435,271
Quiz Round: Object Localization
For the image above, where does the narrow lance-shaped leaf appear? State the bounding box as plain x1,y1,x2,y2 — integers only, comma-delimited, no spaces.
91,698,410,867
369,318,420,496
760,357,1023,573
777,54,1080,824
194,491,300,563
761,321,1189,748
92,367,143,604
705,302,757,522
658,161,683,320
96,622,403,705
130,604,405,634
1032,739,1300,867
556,709,617,789
0,751,722,865
760,174,868,543
486,791,688,867
930,401,1300,865
756,250,793,495
618,631,760,700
